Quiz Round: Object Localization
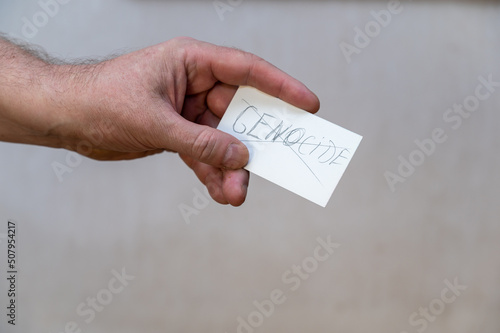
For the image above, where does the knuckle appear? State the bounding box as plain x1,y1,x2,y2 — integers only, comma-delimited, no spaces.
191,128,220,163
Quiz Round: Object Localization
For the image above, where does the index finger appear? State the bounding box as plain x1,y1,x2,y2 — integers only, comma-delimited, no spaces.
184,38,320,114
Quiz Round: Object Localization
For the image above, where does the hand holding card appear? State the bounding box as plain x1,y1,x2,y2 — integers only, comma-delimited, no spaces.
218,86,362,207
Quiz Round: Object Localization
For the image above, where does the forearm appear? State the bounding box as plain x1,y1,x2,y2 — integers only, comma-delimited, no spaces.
0,36,98,149
0,37,55,145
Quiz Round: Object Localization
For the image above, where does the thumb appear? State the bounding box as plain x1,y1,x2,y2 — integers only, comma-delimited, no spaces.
168,117,249,169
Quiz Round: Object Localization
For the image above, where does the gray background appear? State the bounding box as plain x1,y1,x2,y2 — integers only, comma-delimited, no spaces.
0,0,499,332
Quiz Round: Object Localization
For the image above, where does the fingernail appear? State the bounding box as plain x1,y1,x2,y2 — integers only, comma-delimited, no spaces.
223,143,248,169
241,182,248,198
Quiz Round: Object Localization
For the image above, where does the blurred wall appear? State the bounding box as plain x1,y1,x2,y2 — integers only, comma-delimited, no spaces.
0,1,499,333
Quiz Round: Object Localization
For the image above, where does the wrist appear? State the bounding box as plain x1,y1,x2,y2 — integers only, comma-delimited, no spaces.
42,63,104,149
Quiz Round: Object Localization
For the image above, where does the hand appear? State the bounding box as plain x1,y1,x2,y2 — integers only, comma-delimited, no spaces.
0,37,320,206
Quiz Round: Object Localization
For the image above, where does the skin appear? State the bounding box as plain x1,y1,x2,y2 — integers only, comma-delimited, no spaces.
0,36,320,206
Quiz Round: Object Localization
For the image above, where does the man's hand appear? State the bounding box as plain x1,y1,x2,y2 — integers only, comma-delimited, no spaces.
0,37,320,206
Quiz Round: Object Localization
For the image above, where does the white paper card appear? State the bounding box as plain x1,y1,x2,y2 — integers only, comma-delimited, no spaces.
218,86,362,207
